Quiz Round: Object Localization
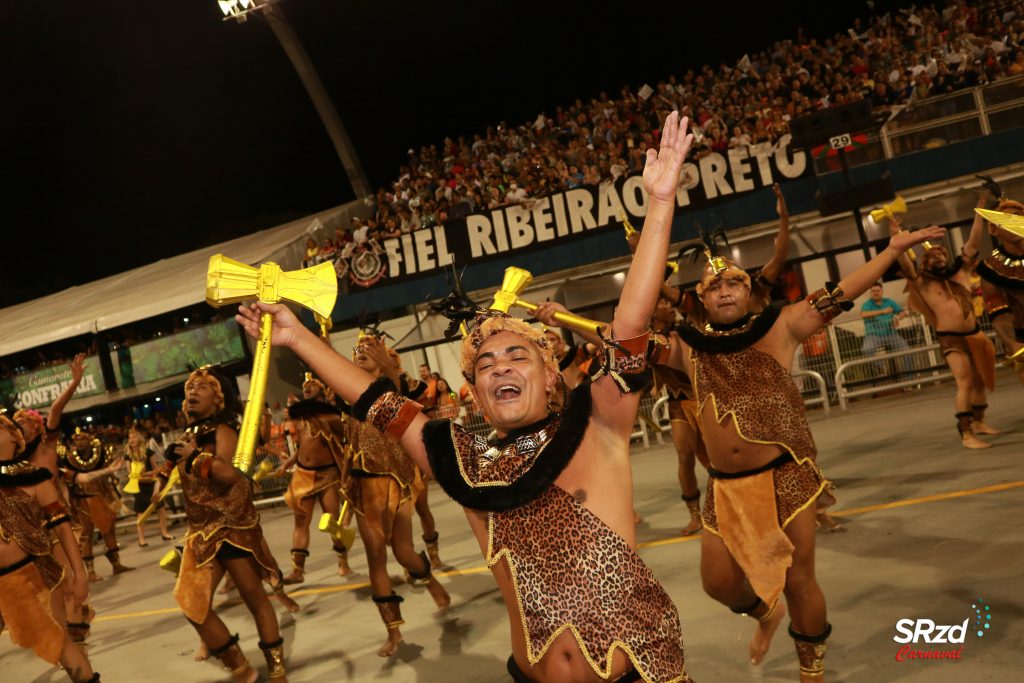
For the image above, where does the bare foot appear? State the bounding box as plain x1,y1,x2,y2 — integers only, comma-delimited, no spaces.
377,628,402,657
680,516,703,536
231,664,258,683
194,641,209,661
281,569,304,585
274,588,301,613
218,575,236,594
88,571,104,583
750,600,786,665
962,433,992,450
972,421,1001,436
337,556,353,577
633,509,643,524
112,563,135,574
815,511,845,533
426,577,451,612
800,671,826,683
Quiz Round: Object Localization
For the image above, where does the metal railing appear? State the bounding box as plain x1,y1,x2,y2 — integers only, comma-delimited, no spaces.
813,75,1024,175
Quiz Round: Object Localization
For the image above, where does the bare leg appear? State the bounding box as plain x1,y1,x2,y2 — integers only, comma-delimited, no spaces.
356,512,403,656
223,555,288,682
283,497,314,584
968,364,1000,435
783,505,830,683
671,419,703,536
52,586,94,683
946,352,991,449
701,529,785,665
158,507,172,540
391,502,450,611
79,519,102,583
413,484,436,540
136,514,148,546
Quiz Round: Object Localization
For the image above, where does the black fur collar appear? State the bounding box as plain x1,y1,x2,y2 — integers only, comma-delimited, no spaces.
423,383,592,512
0,462,53,488
675,304,781,353
287,398,341,420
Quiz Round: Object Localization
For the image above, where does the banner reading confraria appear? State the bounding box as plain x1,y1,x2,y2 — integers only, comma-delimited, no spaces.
343,134,809,288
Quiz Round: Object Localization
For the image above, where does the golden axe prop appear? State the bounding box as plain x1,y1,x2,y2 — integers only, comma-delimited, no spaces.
206,254,338,474
491,266,605,337
870,195,907,223
318,500,356,551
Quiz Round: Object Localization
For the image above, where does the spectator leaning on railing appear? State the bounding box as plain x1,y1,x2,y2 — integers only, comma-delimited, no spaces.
859,281,915,385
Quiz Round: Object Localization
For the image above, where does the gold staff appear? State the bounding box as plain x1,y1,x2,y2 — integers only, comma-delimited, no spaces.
205,254,337,474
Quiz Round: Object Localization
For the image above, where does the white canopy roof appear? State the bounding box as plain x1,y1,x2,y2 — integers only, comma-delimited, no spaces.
0,203,356,358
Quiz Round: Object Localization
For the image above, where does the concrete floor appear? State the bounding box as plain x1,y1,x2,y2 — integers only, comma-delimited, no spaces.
4,371,1023,683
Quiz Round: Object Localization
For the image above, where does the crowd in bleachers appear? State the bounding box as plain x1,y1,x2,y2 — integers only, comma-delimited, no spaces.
299,0,1023,266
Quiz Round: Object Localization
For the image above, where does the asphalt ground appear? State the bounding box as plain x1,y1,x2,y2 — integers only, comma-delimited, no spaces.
4,370,1023,682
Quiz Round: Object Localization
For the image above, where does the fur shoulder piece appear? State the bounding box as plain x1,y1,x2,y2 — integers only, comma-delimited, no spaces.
423,384,592,511
0,462,53,488
287,399,341,420
675,303,781,353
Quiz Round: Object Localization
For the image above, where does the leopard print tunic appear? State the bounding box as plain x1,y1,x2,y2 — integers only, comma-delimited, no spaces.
691,346,817,464
0,487,65,590
444,420,690,683
178,465,276,572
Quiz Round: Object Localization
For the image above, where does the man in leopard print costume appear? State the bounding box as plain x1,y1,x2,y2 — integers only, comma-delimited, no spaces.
665,224,945,682
236,111,695,683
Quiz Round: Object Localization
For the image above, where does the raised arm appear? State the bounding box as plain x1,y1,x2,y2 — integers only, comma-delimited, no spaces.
784,225,945,342
759,183,791,284
47,353,87,431
236,304,432,477
962,190,991,263
612,111,693,338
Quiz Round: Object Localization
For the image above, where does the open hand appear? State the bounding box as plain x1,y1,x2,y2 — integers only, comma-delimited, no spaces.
70,353,87,383
236,302,308,349
361,336,395,371
773,183,788,216
643,111,694,202
890,225,946,253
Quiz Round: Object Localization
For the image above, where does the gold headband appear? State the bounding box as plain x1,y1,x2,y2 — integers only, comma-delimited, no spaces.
696,260,751,296
459,312,557,384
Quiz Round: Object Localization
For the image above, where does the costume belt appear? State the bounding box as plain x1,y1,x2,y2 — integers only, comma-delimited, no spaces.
296,461,336,472
707,453,791,479
350,468,386,479
936,323,981,337
0,555,34,576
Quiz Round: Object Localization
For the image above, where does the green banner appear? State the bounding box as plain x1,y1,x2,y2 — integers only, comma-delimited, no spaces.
1,356,106,410
114,319,246,388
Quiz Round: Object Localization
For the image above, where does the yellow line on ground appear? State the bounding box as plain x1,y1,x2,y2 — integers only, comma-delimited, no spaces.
92,479,1024,624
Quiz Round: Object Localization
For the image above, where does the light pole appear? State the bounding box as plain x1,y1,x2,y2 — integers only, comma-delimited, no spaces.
217,0,373,199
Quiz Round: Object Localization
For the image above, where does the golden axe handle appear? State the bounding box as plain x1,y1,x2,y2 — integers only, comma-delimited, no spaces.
234,313,273,474
514,300,604,337
137,467,179,526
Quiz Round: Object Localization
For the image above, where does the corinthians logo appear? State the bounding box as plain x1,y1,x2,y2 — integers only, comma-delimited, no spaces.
892,598,992,662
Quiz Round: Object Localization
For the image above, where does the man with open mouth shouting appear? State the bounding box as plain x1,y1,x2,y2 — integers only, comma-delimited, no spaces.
237,111,695,683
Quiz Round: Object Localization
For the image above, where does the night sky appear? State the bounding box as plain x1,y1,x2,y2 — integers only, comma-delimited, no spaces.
4,0,901,309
